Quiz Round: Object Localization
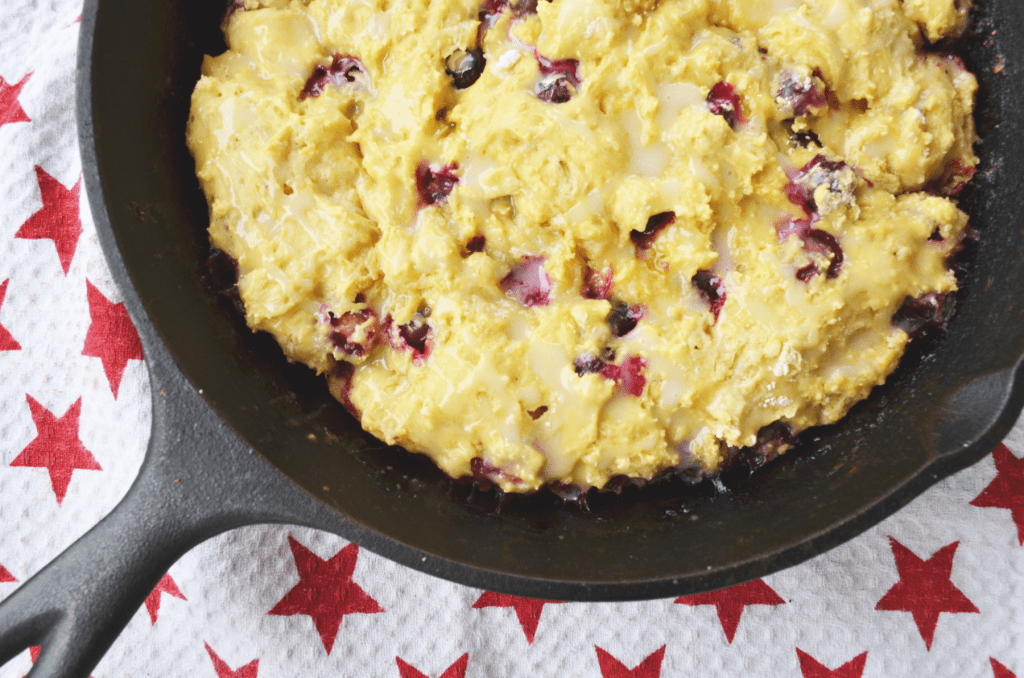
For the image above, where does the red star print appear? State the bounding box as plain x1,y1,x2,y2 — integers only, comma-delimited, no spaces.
991,658,1017,678
675,578,785,643
472,592,564,644
205,643,259,678
0,73,31,129
268,536,384,654
595,645,665,678
144,573,187,624
0,280,21,351
82,280,144,398
796,649,868,678
0,564,16,583
971,443,1024,545
396,653,469,678
11,396,101,505
15,166,82,275
875,538,979,649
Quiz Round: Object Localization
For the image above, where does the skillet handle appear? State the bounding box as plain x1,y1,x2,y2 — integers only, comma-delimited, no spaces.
0,467,210,677
0,348,330,678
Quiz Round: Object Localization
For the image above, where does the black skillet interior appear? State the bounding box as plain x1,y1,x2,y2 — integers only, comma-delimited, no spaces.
86,0,1024,600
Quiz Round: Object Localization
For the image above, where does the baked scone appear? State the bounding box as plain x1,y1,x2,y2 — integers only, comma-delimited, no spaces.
188,0,977,492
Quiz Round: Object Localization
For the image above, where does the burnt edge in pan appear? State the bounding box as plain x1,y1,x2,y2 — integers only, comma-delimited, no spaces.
196,6,991,517
82,0,1024,603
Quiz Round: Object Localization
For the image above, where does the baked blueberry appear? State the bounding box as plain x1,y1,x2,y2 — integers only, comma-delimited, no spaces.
691,270,726,320
416,161,460,207
776,218,844,281
328,308,383,357
631,212,675,256
785,155,857,216
774,69,827,117
534,56,581,103
446,48,486,89
581,264,613,300
500,257,551,307
706,82,747,128
892,293,952,338
607,300,645,337
300,54,367,100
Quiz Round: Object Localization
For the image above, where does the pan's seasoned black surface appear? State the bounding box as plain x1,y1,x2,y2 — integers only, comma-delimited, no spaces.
0,1,1021,676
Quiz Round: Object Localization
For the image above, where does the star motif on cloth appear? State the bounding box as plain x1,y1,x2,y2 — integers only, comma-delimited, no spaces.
268,537,383,654
0,73,31,129
144,573,187,624
875,538,979,649
0,564,16,583
11,396,101,505
0,280,21,352
15,166,82,275
991,658,1017,678
396,653,469,678
796,649,868,678
205,643,259,678
971,443,1024,545
595,645,665,678
675,578,785,643
83,280,144,398
472,592,564,644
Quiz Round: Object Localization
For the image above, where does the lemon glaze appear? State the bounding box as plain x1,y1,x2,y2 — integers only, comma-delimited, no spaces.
188,0,977,492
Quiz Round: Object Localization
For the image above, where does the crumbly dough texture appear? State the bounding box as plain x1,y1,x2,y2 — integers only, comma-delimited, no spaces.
188,0,977,492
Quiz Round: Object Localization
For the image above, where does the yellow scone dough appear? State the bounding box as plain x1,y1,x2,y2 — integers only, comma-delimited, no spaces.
187,0,977,492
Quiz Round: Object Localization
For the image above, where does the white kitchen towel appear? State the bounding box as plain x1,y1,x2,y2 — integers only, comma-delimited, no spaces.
0,1,1021,676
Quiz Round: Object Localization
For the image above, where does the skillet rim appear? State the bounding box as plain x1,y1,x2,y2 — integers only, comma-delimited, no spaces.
78,0,1024,601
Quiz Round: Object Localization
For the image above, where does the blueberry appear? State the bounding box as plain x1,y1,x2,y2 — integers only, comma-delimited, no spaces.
398,320,430,355
300,54,367,100
446,48,486,89
706,82,747,128
618,355,647,397
775,218,845,281
734,422,794,474
327,308,382,357
536,76,575,103
500,257,551,307
470,457,523,485
332,361,360,418
940,158,976,197
415,161,460,207
775,70,826,117
892,293,952,338
535,56,581,104
784,155,857,215
573,352,645,397
791,130,822,148
691,270,726,320
607,301,644,337
631,212,675,256
573,353,606,375
802,229,844,279
581,264,612,300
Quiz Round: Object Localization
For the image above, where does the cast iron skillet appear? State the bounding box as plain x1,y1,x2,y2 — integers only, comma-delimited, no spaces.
0,0,1021,675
